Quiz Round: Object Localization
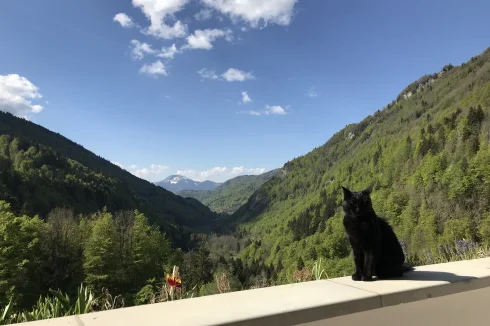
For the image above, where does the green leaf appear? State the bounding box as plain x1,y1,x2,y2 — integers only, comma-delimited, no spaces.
0,297,13,322
49,288,71,312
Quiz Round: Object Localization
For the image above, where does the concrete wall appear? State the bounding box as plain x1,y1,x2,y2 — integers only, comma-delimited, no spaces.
304,286,490,326
18,258,490,326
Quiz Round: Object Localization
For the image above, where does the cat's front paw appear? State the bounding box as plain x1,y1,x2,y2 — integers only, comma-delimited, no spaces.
351,273,362,281
362,275,374,282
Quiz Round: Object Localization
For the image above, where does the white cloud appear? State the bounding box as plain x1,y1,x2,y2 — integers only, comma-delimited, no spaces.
265,105,288,115
202,0,299,28
307,87,318,97
147,21,187,39
184,28,232,50
198,68,255,82
231,166,265,175
114,13,136,28
197,68,219,80
110,162,138,170
194,8,213,21
130,40,156,60
231,166,245,174
237,104,288,116
111,161,124,168
241,91,252,103
110,161,140,175
222,68,255,82
237,110,261,116
132,0,189,39
135,164,169,179
0,74,44,118
158,43,179,59
139,60,168,77
131,40,180,61
177,166,266,182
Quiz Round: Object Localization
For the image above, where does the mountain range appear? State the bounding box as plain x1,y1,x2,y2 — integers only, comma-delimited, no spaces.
155,175,221,193
2,45,490,283
0,111,219,249
227,46,490,278
178,169,279,214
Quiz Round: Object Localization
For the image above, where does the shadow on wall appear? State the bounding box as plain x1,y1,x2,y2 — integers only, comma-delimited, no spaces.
380,270,477,283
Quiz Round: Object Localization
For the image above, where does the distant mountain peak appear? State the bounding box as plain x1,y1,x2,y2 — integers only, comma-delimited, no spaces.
155,175,221,193
163,174,192,184
177,169,279,215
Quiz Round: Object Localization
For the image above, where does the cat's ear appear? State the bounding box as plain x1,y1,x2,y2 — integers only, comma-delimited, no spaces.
361,184,373,195
341,186,353,199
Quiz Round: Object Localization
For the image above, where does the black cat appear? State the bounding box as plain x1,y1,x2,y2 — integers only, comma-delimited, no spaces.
341,185,412,281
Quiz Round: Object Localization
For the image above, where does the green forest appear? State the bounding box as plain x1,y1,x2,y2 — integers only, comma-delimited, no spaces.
2,46,490,323
0,114,221,250
229,47,490,280
0,203,221,323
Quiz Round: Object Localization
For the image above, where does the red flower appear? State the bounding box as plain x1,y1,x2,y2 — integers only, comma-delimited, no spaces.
166,274,182,288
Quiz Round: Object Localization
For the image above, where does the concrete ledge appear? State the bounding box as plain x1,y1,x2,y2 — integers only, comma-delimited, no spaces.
20,258,490,326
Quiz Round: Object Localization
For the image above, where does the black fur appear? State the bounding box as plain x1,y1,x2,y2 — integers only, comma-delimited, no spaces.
341,185,412,281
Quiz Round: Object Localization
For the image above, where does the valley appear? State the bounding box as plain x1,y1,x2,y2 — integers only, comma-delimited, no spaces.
177,169,279,214
2,45,490,322
4,0,490,323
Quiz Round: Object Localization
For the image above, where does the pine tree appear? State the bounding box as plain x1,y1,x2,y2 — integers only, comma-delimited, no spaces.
297,257,305,270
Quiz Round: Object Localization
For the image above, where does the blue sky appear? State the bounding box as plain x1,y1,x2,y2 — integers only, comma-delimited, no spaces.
1,0,490,182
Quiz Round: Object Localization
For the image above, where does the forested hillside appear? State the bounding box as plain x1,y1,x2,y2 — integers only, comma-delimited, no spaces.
0,112,220,248
0,204,172,309
0,203,222,315
178,169,279,214
3,45,490,324
228,46,490,280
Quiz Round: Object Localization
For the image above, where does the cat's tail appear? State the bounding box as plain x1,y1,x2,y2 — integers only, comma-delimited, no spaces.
377,263,414,279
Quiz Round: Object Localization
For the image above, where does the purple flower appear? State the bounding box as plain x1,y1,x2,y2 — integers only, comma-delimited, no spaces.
425,249,434,263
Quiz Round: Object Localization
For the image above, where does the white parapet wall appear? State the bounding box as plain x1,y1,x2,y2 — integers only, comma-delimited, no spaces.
19,258,490,326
